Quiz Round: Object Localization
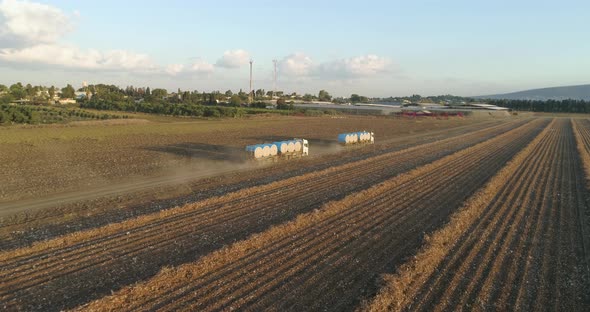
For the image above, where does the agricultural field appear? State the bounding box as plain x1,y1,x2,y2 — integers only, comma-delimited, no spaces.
0,114,479,204
0,114,589,311
0,114,498,248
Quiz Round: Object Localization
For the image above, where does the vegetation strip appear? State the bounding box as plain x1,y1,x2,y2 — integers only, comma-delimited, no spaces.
74,119,546,311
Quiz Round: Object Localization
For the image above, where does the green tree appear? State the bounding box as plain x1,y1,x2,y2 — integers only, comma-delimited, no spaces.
350,94,361,103
61,84,75,98
318,90,331,102
225,89,233,97
0,93,14,104
182,91,191,103
10,83,26,99
204,106,221,117
10,110,26,123
410,94,421,102
0,84,8,93
276,98,293,110
302,93,313,102
29,111,41,124
151,88,168,99
25,84,35,97
48,86,56,99
229,94,242,106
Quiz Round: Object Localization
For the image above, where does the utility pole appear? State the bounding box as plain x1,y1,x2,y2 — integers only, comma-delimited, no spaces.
249,59,253,104
272,59,277,102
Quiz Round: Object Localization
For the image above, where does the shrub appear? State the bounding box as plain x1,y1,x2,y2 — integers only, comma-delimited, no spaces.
304,109,324,117
204,107,221,118
250,102,267,109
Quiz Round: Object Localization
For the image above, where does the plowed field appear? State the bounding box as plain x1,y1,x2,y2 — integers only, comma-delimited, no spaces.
0,116,505,251
367,118,590,311
2,116,588,312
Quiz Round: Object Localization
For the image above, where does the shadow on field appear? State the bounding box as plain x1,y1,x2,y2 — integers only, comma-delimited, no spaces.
146,143,247,163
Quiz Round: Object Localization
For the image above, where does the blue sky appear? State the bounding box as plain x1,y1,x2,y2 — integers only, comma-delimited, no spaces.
0,0,588,96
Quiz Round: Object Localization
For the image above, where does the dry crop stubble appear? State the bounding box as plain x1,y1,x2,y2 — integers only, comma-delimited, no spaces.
0,119,530,311
365,118,590,311
74,119,547,312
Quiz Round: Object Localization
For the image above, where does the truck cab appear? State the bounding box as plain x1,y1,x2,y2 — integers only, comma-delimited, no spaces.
302,139,309,156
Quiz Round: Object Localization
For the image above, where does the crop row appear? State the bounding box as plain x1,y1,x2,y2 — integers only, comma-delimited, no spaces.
76,119,548,311
368,118,590,311
0,119,506,243
0,119,533,311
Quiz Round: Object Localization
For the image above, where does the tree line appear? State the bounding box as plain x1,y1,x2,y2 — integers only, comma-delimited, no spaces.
80,99,249,118
0,104,41,124
0,83,76,104
486,99,590,113
0,104,126,125
8,81,590,115
0,82,346,105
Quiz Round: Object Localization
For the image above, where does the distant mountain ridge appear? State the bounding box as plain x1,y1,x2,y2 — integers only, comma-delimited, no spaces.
476,84,590,101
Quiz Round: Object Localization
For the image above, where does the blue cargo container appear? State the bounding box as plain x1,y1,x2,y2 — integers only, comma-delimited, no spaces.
338,133,348,143
273,141,288,154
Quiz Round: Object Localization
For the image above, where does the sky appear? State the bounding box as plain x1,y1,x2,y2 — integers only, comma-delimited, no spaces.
0,0,589,97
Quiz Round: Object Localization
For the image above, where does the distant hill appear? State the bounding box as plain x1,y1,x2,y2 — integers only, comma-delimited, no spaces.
476,84,590,101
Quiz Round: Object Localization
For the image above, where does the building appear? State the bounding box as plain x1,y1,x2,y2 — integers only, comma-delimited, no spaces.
75,91,91,100
450,103,509,111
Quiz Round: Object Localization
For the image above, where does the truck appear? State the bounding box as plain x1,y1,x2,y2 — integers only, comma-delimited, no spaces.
338,131,374,145
246,138,309,160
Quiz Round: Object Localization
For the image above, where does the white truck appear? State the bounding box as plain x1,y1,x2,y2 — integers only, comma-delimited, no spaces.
338,131,374,145
246,138,309,160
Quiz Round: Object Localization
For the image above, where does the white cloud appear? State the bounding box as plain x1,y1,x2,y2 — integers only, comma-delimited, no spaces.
314,55,392,78
165,59,214,76
0,0,74,48
215,49,249,68
278,53,314,76
0,0,217,75
165,64,184,75
189,59,214,73
0,0,394,90
278,53,393,80
0,44,220,76
0,44,159,71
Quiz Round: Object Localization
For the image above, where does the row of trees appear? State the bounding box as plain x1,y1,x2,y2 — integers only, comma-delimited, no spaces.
0,83,76,104
486,99,590,113
116,85,336,103
0,104,41,124
0,104,128,125
80,99,248,118
1,82,372,107
0,83,340,103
